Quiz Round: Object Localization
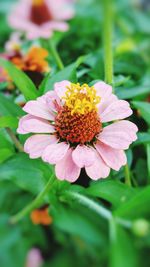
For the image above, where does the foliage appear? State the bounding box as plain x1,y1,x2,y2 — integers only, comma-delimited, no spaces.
0,0,150,267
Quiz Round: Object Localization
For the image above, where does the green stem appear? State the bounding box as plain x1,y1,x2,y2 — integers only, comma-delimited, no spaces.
103,1,131,186
124,163,131,187
6,127,24,152
65,191,132,228
10,174,55,224
103,0,113,85
66,191,112,220
48,39,64,70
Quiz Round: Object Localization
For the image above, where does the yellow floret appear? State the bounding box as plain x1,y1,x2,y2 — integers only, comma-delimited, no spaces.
63,83,100,115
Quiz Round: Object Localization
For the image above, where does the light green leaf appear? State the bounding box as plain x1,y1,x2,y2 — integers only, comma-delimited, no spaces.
114,186,150,219
109,218,138,267
147,144,150,179
0,149,14,163
0,116,18,129
116,85,150,99
0,58,38,100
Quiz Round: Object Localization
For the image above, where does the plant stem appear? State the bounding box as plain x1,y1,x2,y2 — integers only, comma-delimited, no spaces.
103,0,113,85
103,1,131,186
48,39,64,70
10,174,55,224
66,191,112,220
124,163,131,187
65,191,132,228
6,127,24,152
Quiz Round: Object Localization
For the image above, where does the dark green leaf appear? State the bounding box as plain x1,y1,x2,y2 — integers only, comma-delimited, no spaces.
0,153,53,195
132,101,150,125
39,63,77,94
133,132,150,146
0,93,23,116
85,180,137,208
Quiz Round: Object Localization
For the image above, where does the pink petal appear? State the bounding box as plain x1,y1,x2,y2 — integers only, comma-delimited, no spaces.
37,91,61,112
54,80,71,99
27,27,53,40
17,115,33,134
72,145,95,168
24,134,57,159
98,94,118,114
55,149,81,182
94,81,112,100
20,117,55,133
100,100,133,122
42,142,69,164
95,142,127,171
85,150,110,180
98,120,138,150
43,21,69,31
23,100,55,121
46,0,74,20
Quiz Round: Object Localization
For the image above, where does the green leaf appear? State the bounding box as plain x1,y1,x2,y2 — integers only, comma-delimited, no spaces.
0,58,38,101
0,149,14,163
0,116,18,129
0,130,15,150
109,218,138,267
133,132,150,146
39,63,77,94
51,201,105,246
0,93,23,117
0,153,53,195
132,101,150,124
85,180,137,208
147,144,150,179
114,186,150,219
116,85,150,99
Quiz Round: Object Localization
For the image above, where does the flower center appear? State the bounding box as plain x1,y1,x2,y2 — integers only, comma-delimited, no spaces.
63,83,101,115
30,0,53,25
55,83,102,145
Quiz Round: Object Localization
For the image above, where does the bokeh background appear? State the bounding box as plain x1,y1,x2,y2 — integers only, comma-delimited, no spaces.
0,0,150,267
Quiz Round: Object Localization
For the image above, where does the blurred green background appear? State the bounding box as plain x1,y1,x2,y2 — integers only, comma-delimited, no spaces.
0,0,150,267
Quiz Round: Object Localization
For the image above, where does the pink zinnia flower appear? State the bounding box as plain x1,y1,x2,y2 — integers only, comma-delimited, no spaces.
8,0,74,40
25,248,43,267
17,81,138,182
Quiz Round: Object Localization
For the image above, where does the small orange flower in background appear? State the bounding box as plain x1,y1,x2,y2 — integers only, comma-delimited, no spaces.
31,206,53,226
11,46,50,74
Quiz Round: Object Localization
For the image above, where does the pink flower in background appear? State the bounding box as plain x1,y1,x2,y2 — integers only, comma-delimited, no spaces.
5,32,22,53
8,0,74,39
25,248,43,267
17,81,138,182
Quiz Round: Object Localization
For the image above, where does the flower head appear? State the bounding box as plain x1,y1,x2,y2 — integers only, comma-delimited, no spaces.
31,206,52,225
8,0,74,39
17,80,138,182
11,46,49,73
